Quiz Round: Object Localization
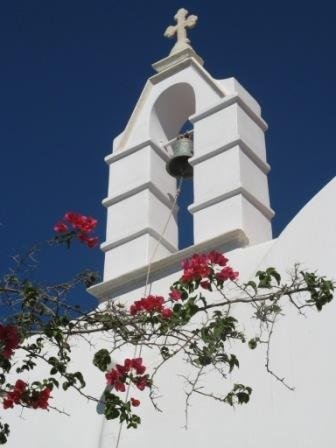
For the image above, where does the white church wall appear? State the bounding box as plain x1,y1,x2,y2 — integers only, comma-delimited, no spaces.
97,177,336,448
11,175,336,448
219,77,262,115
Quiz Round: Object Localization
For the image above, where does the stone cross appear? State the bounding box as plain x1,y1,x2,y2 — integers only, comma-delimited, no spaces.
164,8,198,54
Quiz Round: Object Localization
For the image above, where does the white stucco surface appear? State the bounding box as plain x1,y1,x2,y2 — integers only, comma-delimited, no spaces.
98,177,336,448
5,177,336,448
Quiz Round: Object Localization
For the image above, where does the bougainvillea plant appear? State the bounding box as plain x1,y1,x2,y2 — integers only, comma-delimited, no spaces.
0,211,334,444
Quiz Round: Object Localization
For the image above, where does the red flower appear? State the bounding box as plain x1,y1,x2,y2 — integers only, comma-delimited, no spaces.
64,212,80,224
134,377,149,391
114,381,126,392
30,388,52,409
105,369,122,386
200,280,211,290
64,212,97,233
124,358,132,372
130,295,165,316
105,359,150,395
7,389,22,404
0,325,21,359
216,267,239,282
131,397,140,407
14,380,27,392
161,308,173,319
169,289,182,301
85,236,99,248
3,399,13,409
78,233,99,248
53,222,68,233
207,251,228,266
179,252,237,285
131,358,146,375
181,253,211,283
54,212,99,249
3,379,27,409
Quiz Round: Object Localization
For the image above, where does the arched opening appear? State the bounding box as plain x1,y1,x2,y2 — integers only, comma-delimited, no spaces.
175,120,194,249
150,82,195,143
150,83,196,250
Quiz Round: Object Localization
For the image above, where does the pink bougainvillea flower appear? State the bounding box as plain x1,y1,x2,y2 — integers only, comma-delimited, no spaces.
180,253,211,283
161,308,173,319
207,251,228,266
14,380,27,392
30,387,52,409
53,222,68,233
3,399,14,409
216,266,239,282
114,381,126,393
78,234,99,248
64,212,97,233
130,295,165,316
169,289,182,301
3,379,29,410
105,369,122,386
131,397,140,407
54,212,99,249
134,377,150,391
85,236,99,248
105,358,149,395
7,389,22,405
0,324,21,359
179,251,237,285
131,358,146,375
200,280,211,290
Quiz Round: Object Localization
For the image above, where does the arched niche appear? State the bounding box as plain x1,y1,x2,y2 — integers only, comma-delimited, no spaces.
149,82,196,143
150,82,196,249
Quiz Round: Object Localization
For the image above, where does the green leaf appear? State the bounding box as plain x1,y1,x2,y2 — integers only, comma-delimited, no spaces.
104,405,120,420
248,338,259,350
93,349,111,372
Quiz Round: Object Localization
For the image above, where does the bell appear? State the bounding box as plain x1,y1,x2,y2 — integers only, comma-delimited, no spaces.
166,136,194,178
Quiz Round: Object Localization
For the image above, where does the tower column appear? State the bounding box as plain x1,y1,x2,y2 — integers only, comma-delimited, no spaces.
189,78,274,246
102,140,178,281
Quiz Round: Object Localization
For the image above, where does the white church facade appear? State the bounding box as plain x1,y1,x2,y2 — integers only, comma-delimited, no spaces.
5,8,336,448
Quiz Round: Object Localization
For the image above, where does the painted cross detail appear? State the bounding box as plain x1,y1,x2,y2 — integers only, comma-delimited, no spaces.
164,8,198,50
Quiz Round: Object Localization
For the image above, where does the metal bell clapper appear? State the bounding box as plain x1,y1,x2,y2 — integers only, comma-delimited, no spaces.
166,133,194,178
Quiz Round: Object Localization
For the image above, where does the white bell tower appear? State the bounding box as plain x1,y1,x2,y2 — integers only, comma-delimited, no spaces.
100,8,273,283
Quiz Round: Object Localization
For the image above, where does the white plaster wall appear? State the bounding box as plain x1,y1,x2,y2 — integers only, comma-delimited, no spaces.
103,233,175,280
241,196,273,243
149,149,177,197
219,77,261,115
107,148,151,198
4,335,106,448
192,194,244,242
105,190,150,242
192,104,238,158
7,176,335,447
105,190,177,247
239,150,271,206
191,146,270,207
100,177,335,448
192,194,272,245
192,146,242,203
237,105,267,162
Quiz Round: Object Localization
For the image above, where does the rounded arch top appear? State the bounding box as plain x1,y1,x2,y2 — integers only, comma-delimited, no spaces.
115,60,226,152
150,82,196,142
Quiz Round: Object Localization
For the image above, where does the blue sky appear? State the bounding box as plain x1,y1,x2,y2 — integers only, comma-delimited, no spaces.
0,0,335,307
